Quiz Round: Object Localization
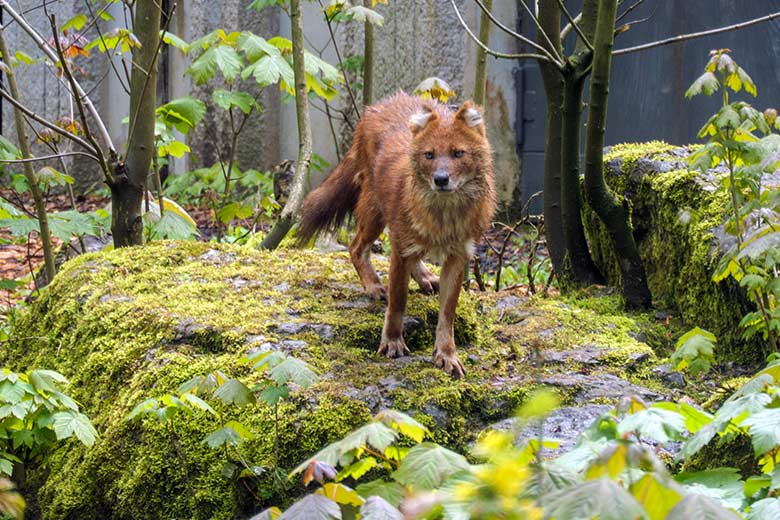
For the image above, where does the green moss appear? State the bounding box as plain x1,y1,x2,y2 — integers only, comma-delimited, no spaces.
584,142,760,363
5,242,675,518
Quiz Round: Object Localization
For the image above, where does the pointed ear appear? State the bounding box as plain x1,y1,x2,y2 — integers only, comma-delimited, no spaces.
409,106,438,135
455,100,485,134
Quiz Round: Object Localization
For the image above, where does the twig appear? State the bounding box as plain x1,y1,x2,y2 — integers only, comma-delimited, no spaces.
472,254,486,291
560,12,582,40
318,0,361,119
0,0,115,155
614,11,780,55
557,0,593,52
472,0,562,65
0,151,101,164
83,0,131,95
0,87,97,154
517,0,564,64
449,0,553,62
616,0,646,23
323,102,342,162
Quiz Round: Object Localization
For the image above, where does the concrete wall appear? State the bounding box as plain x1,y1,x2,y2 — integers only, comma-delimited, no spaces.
3,1,523,213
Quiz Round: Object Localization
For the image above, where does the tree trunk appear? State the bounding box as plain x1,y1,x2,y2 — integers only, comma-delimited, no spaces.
537,0,566,276
0,26,56,283
472,0,492,106
560,70,603,286
260,0,313,250
114,1,162,247
362,0,374,106
583,0,650,308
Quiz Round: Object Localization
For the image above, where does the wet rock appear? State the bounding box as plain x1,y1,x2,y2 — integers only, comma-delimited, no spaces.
275,322,334,342
541,344,612,365
541,373,661,402
335,297,374,310
653,364,686,389
494,404,611,454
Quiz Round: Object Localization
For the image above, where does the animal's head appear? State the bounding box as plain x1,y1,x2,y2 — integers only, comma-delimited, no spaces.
408,100,493,199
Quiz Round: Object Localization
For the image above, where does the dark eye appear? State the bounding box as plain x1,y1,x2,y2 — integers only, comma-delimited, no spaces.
453,150,465,158
424,151,434,160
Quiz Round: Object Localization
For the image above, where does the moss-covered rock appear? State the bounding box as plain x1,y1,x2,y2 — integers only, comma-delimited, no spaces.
5,242,677,519
583,142,759,363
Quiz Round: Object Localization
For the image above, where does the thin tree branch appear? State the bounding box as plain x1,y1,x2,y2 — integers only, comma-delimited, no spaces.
318,0,361,119
450,0,553,62
83,0,131,95
557,0,593,51
560,12,582,40
517,0,564,64
0,0,115,155
0,151,101,164
616,0,645,23
614,11,780,55
0,87,98,156
472,0,562,65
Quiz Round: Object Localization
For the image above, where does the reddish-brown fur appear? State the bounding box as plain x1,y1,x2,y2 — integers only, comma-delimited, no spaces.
298,92,496,377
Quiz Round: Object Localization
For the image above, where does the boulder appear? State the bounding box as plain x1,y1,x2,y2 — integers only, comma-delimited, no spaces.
5,241,674,519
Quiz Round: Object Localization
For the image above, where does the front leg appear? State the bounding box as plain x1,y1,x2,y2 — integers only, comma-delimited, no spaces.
433,254,467,378
378,251,412,358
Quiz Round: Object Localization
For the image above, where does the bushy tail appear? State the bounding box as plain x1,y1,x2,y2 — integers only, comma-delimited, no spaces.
297,155,361,245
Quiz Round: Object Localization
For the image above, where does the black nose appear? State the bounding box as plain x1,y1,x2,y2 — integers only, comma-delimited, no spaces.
433,171,449,187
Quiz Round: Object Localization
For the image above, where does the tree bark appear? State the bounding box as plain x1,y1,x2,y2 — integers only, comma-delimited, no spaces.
537,0,566,276
260,0,313,250
0,26,56,283
362,0,374,106
560,69,603,286
472,0,492,106
114,1,162,247
583,0,650,308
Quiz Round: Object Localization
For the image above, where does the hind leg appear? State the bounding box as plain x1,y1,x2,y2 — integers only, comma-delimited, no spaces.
412,260,439,294
349,194,385,299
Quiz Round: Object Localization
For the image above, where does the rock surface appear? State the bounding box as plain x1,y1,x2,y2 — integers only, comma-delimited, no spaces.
6,241,681,519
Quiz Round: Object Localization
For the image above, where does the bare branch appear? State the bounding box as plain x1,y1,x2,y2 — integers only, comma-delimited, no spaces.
84,0,131,95
318,0,361,119
0,86,98,155
0,0,115,155
0,151,101,164
517,0,564,64
616,0,646,23
449,0,554,62
557,0,593,51
614,11,780,56
472,0,563,65
560,12,582,40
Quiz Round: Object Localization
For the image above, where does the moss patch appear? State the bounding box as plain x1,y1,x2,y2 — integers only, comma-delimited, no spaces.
6,242,678,519
584,142,759,363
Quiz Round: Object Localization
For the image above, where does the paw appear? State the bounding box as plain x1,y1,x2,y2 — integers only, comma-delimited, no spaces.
365,283,387,300
416,274,440,295
433,348,466,379
378,337,409,358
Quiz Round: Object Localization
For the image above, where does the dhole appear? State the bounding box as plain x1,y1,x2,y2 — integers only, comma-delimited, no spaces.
298,92,495,378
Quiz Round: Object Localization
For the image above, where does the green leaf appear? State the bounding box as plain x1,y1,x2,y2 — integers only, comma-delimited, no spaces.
52,410,97,446
336,456,377,481
180,393,216,415
269,357,318,388
392,442,469,490
214,378,255,406
292,422,398,474
316,482,364,507
161,31,189,52
355,479,404,507
748,498,780,520
216,202,253,224
238,32,280,62
359,496,402,520
260,385,289,406
618,407,686,443
187,47,218,84
686,72,720,98
242,53,294,88
743,409,780,455
544,479,648,520
213,45,243,83
665,493,741,520
28,369,67,393
61,14,88,32
630,473,683,520
675,468,745,511
374,409,428,443
204,421,253,448
671,327,716,376
0,217,38,237
212,89,256,114
126,398,159,420
249,0,284,11
157,96,206,133
278,494,340,519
